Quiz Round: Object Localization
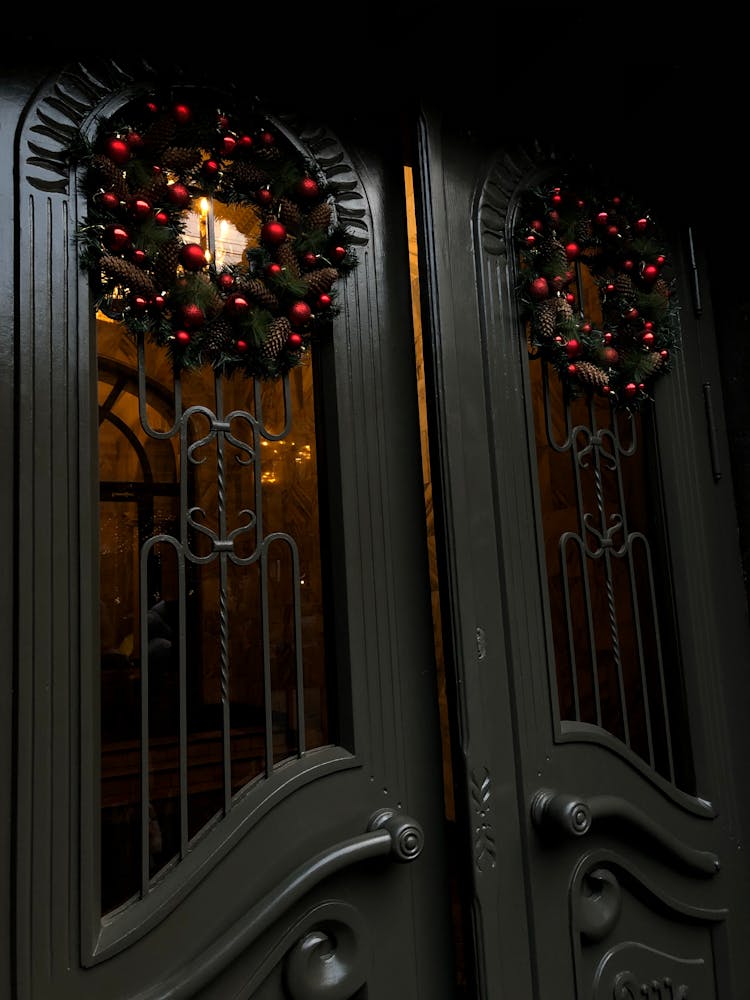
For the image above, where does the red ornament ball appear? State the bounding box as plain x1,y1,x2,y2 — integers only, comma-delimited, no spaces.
297,177,320,199
265,262,282,278
236,339,248,353
105,137,131,165
131,295,148,312
154,210,169,226
167,183,191,208
531,219,543,232
153,295,165,310
287,332,304,349
525,235,537,246
179,243,208,271
257,188,273,206
99,191,120,212
174,330,191,345
131,248,148,267
261,221,287,246
221,135,237,155
180,303,205,328
642,331,655,346
603,346,619,364
173,104,192,125
635,217,649,232
580,323,592,334
126,132,143,150
642,264,660,282
103,224,131,253
259,130,275,147
330,245,347,263
302,251,318,268
565,242,580,260
530,276,549,300
317,293,332,309
624,382,638,397
130,197,152,220
565,339,580,358
237,135,253,152
202,159,220,178
288,301,312,326
218,272,235,291
225,293,250,318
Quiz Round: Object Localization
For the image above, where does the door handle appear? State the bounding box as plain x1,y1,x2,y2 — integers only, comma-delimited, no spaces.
530,788,720,876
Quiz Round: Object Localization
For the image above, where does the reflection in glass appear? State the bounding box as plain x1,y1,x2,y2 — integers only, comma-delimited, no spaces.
98,198,331,910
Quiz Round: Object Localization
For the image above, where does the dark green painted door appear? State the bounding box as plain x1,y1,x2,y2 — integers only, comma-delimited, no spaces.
415,107,750,998
8,61,457,999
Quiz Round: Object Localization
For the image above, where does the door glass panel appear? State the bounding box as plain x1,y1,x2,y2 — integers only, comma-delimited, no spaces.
521,200,695,794
98,224,332,914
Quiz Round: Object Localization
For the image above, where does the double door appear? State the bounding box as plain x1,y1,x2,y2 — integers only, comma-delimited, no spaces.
5,56,750,999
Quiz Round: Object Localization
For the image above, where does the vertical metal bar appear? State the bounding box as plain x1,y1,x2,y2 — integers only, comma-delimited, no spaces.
177,549,189,856
255,381,274,775
290,539,305,755
702,382,723,483
687,226,703,317
140,545,151,896
214,376,232,813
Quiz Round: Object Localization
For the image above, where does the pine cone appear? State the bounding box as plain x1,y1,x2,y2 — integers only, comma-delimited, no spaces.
99,254,156,297
574,218,593,243
278,197,303,230
152,239,182,291
573,361,609,389
636,351,663,379
140,116,177,154
260,317,291,361
304,202,332,232
161,146,203,172
275,241,301,278
242,277,279,310
304,267,339,296
202,317,233,356
139,172,170,203
229,162,270,191
614,273,635,296
534,299,557,338
555,296,574,321
89,155,127,198
539,236,567,264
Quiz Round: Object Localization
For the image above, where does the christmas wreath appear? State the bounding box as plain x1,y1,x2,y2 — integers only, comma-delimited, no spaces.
74,94,357,379
515,182,680,410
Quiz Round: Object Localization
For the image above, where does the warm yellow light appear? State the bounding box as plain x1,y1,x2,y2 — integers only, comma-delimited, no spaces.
199,197,209,215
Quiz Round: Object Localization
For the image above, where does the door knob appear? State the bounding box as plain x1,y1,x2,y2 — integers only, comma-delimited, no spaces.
530,789,592,838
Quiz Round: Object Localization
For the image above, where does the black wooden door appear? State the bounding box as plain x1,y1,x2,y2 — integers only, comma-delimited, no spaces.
8,61,457,999
414,109,750,998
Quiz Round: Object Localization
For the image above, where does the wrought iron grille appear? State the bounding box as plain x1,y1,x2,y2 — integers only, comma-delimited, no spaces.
98,326,329,911
530,356,694,793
